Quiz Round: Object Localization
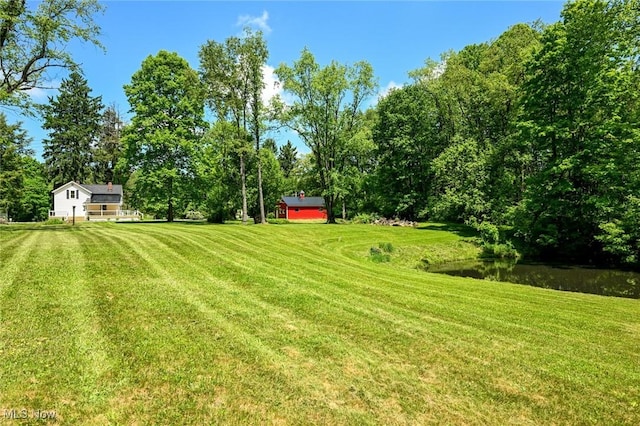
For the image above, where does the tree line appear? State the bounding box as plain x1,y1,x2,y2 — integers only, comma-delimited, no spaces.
1,0,639,266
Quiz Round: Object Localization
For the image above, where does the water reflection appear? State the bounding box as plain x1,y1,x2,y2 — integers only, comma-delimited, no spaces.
425,260,640,299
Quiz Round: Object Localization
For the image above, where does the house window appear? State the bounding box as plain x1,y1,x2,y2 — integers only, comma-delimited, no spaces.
295,208,300,212
70,190,76,199
102,204,107,211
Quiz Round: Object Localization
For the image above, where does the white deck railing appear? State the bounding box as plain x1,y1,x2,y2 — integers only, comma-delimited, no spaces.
49,210,141,218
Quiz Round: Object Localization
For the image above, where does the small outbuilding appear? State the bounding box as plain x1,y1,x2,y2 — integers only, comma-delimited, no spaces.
277,191,327,220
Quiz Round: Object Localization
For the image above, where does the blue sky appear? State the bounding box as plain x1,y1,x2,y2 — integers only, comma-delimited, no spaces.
8,1,566,159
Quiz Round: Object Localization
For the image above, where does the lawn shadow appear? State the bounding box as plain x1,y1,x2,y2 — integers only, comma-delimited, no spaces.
417,222,478,238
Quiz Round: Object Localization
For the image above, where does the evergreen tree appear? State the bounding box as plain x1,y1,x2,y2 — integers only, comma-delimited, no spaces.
42,71,103,187
93,104,124,184
277,140,298,179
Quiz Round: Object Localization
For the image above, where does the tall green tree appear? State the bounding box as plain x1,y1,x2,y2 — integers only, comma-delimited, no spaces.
122,50,207,222
93,104,124,184
275,48,377,223
372,84,444,219
0,113,31,218
13,156,49,222
516,0,640,263
42,71,102,187
277,140,298,179
199,29,269,224
0,0,103,109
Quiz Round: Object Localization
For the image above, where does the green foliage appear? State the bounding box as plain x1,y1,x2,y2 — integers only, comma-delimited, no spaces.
515,0,640,263
122,50,207,222
278,141,298,179
378,242,394,253
369,246,390,263
481,242,520,260
43,218,65,225
93,105,124,184
0,114,31,218
476,221,500,245
429,137,490,222
275,48,377,223
199,29,269,223
42,71,103,187
351,212,380,224
0,0,104,110
185,210,205,221
266,218,290,225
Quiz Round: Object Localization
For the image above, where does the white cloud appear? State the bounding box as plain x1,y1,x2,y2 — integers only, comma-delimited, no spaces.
237,11,271,34
261,64,281,105
375,80,402,104
26,84,59,101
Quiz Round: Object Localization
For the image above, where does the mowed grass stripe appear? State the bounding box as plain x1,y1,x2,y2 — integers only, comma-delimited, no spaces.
102,226,534,423
90,226,425,423
131,225,481,348
106,224,640,423
1,223,639,424
123,223,640,370
0,231,39,291
0,229,116,423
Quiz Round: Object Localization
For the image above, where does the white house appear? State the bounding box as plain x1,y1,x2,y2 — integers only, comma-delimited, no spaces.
49,181,140,221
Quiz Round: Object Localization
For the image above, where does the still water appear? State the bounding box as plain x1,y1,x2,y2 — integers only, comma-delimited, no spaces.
426,260,640,299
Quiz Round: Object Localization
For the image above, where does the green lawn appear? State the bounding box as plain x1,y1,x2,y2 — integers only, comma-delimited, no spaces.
1,222,638,424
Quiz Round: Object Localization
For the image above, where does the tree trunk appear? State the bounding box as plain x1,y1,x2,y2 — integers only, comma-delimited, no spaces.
167,178,174,222
240,153,248,224
257,161,266,224
342,199,346,220
168,198,174,222
326,196,336,224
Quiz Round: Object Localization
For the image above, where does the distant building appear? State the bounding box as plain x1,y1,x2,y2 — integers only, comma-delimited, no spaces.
276,191,327,220
49,181,140,221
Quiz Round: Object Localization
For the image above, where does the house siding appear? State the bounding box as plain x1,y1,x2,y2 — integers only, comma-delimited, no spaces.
51,183,91,218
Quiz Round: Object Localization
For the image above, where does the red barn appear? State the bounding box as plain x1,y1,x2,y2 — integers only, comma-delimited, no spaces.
277,191,327,220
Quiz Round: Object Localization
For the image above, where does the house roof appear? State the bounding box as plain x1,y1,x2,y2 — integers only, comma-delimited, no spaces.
51,181,123,203
281,196,325,207
89,194,121,203
80,183,123,196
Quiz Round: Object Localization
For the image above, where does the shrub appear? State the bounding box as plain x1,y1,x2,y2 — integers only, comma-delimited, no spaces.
44,218,65,225
369,246,390,263
185,210,205,220
482,242,520,260
477,221,500,245
379,242,394,253
267,218,290,225
351,213,380,224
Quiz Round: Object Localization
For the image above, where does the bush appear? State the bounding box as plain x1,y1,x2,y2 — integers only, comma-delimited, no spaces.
351,213,380,224
477,221,500,245
185,210,205,220
369,246,390,263
267,218,290,225
482,242,520,260
44,218,65,225
378,242,394,253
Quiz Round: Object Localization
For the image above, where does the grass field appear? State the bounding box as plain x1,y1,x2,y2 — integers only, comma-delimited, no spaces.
1,222,639,424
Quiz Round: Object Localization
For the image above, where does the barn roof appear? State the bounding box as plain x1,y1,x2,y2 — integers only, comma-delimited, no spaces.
281,196,325,207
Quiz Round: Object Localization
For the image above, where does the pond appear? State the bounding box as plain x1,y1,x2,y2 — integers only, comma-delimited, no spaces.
425,260,640,299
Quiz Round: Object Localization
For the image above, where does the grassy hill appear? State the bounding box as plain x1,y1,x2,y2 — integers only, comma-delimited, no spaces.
1,222,638,424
